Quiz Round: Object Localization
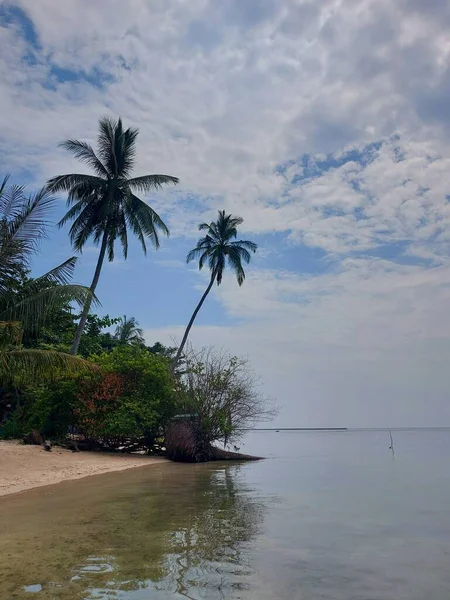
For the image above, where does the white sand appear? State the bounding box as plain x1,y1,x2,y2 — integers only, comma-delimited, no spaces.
0,440,166,497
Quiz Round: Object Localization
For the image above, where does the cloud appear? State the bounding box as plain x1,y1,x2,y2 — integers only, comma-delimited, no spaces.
2,0,450,426
145,256,450,427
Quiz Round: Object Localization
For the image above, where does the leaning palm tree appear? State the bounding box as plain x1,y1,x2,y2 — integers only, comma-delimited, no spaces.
0,176,95,385
46,116,179,355
114,315,144,345
174,210,257,366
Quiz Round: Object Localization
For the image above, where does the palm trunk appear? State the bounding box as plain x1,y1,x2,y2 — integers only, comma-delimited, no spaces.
173,273,216,367
70,232,108,355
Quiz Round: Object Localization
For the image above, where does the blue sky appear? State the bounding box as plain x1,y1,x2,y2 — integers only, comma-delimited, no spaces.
2,0,450,427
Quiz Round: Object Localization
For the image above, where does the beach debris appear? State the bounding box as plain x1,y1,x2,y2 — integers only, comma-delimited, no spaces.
23,430,44,446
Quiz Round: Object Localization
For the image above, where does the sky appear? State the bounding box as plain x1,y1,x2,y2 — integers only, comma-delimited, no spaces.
1,0,450,427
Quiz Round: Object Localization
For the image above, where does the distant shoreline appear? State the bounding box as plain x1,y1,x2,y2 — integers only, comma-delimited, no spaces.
251,428,348,431
251,427,450,431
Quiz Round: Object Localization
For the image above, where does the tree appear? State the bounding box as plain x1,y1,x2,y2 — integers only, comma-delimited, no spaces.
168,346,276,460
114,315,144,345
0,176,94,386
147,341,177,359
74,313,121,358
47,116,179,355
174,210,257,366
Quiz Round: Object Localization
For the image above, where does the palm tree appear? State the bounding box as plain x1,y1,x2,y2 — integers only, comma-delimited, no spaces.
46,116,179,355
114,315,144,345
0,176,95,385
174,210,257,366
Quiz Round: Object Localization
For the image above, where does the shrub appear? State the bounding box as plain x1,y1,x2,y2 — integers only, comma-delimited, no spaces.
20,345,177,450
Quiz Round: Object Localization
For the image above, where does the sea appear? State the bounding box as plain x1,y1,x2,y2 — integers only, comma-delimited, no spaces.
1,429,450,599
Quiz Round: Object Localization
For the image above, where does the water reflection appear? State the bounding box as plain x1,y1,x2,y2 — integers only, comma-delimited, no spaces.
0,462,268,599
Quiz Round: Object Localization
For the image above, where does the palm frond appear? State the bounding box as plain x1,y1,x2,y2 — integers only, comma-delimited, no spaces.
0,176,27,219
46,174,104,194
126,193,170,249
119,125,138,178
8,186,54,244
33,257,78,286
0,229,24,292
186,246,205,263
230,239,258,254
1,348,96,385
214,253,226,285
0,321,22,348
59,140,109,178
0,174,9,199
227,247,246,285
117,210,129,259
0,285,98,331
97,116,118,176
127,174,179,192
115,315,144,344
67,202,104,252
57,200,86,228
0,181,56,292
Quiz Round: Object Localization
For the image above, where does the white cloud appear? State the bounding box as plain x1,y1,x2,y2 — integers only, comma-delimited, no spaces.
146,257,450,427
2,0,450,425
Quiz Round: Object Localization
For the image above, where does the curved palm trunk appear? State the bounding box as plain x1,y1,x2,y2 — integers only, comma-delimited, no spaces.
70,232,108,355
173,273,216,367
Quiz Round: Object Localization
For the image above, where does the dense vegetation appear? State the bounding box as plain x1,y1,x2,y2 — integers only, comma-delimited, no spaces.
0,117,274,458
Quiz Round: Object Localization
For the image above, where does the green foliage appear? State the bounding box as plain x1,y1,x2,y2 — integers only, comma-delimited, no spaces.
14,346,177,449
0,175,97,387
24,310,122,357
24,379,78,439
77,314,121,357
47,117,178,258
0,415,24,439
148,341,177,359
114,315,144,345
91,345,177,429
187,210,258,286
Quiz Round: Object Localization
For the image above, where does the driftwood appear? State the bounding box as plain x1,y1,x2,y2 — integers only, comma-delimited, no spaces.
22,431,52,452
23,430,44,446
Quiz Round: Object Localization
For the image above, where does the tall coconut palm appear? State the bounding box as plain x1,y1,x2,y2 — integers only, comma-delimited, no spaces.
0,176,95,385
46,117,179,355
174,210,257,366
114,315,144,345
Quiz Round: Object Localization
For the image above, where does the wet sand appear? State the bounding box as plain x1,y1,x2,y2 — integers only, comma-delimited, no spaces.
0,440,166,497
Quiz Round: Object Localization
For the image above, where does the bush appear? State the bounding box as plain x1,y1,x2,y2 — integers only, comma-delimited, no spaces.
0,411,25,439
21,345,177,450
88,345,176,443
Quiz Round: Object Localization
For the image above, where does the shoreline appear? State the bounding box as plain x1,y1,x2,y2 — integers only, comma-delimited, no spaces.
0,440,167,498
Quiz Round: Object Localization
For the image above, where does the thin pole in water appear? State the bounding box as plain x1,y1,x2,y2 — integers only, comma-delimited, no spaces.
389,430,395,459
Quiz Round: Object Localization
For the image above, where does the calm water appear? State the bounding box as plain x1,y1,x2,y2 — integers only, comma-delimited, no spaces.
2,430,450,599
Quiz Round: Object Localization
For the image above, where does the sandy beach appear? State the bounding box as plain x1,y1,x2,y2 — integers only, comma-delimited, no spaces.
0,440,166,497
